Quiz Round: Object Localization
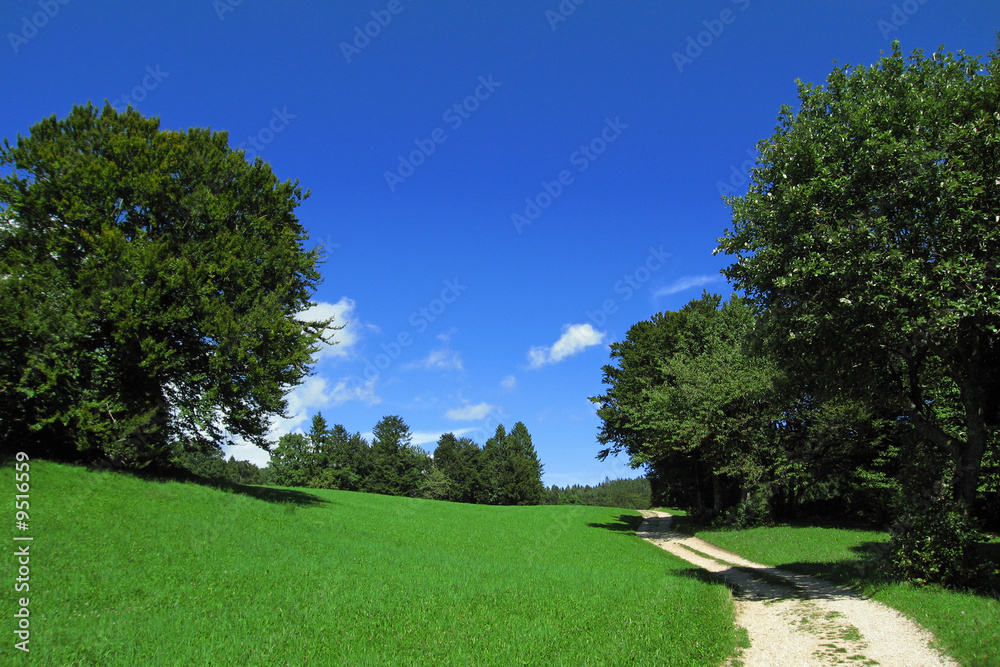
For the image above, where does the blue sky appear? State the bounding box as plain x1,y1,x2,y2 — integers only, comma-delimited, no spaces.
4,1,998,486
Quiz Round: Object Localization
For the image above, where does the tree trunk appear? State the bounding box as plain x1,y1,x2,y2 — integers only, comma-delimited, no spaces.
953,357,991,512
713,474,722,514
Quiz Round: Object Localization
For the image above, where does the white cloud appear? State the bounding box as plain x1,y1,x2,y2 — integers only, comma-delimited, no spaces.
302,297,366,360
268,374,380,437
411,427,476,447
445,401,499,421
652,275,721,297
500,374,517,390
221,439,272,468
528,323,606,369
404,346,463,371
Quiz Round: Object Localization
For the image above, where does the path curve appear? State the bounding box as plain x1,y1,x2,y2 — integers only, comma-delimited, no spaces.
637,511,958,667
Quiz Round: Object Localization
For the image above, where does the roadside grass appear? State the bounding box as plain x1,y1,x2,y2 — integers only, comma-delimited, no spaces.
3,461,742,666
668,513,1000,667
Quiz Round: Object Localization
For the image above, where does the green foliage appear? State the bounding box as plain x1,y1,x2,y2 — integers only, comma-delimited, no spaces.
260,416,544,507
545,477,651,510
175,448,264,486
366,415,427,497
431,432,483,503
13,459,742,665
0,104,331,466
481,422,545,505
268,433,313,487
716,42,1000,511
885,499,992,588
592,293,781,519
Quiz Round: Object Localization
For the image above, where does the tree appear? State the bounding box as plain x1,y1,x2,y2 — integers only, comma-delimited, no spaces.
481,422,544,505
323,424,370,491
716,42,1000,512
592,293,780,519
268,433,313,487
366,415,427,497
0,104,333,466
504,422,545,505
431,433,483,503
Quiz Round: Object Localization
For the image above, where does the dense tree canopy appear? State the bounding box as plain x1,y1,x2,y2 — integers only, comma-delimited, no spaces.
0,104,331,466
592,293,779,516
716,42,1000,511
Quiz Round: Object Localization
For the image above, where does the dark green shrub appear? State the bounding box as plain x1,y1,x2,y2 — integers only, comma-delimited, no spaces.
885,499,988,588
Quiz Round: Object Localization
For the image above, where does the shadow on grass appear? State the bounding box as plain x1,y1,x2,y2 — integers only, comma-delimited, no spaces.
587,513,645,533
678,566,736,589
97,463,331,508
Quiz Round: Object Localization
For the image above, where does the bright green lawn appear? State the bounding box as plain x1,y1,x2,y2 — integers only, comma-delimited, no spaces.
2,461,741,666
675,518,1000,667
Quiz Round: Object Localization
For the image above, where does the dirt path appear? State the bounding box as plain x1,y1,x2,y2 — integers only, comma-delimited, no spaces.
637,511,959,666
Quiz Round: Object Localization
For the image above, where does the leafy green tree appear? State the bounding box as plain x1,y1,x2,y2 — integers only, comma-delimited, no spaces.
593,294,780,519
268,433,313,487
225,456,264,485
419,466,455,501
716,42,1000,512
0,104,332,466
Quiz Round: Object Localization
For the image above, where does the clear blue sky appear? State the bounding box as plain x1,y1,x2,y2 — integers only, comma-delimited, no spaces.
4,1,997,486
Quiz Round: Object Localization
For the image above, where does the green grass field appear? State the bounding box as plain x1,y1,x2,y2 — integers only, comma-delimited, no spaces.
674,518,1000,667
2,461,741,666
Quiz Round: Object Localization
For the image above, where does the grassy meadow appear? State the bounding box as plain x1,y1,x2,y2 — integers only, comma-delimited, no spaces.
2,461,741,666
675,518,1000,667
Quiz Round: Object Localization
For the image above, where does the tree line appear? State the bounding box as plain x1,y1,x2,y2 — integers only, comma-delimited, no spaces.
185,414,546,506
593,42,1000,586
544,477,651,510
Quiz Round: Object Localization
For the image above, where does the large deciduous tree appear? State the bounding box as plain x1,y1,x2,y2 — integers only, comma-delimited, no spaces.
0,104,332,466
716,42,1000,511
592,293,779,518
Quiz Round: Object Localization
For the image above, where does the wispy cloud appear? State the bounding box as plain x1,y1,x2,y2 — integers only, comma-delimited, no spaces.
268,374,380,437
404,347,463,371
411,427,476,447
652,275,721,297
445,401,499,421
500,374,517,390
302,297,369,360
528,323,606,369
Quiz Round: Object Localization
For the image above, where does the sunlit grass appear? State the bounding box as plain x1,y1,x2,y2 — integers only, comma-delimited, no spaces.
5,461,742,665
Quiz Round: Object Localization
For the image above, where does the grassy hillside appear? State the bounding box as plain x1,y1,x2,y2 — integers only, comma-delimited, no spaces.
3,461,741,665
